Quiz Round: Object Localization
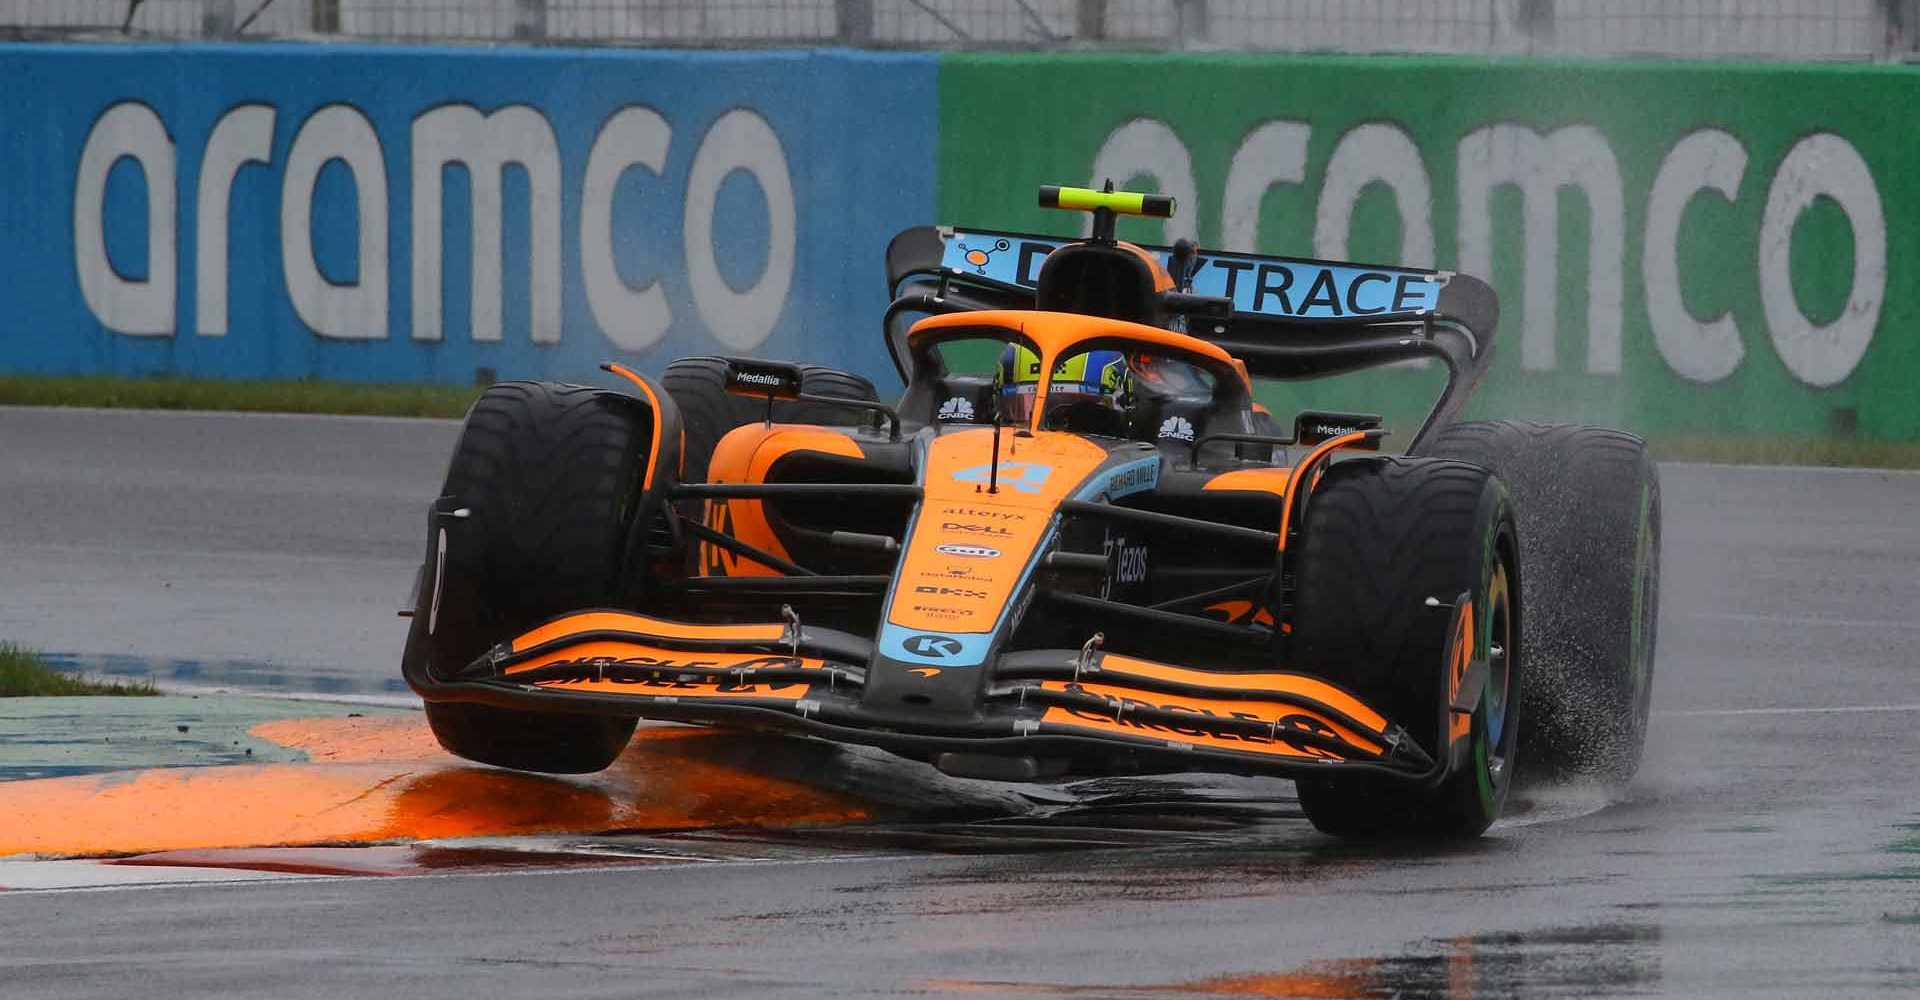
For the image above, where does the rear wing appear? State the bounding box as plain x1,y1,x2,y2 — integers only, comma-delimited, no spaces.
884,225,1499,447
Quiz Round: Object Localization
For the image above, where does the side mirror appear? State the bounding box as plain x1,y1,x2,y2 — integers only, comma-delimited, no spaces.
723,358,804,401
1294,410,1384,450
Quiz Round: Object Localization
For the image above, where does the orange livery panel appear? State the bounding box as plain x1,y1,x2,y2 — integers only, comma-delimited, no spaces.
887,429,1108,635
701,425,865,576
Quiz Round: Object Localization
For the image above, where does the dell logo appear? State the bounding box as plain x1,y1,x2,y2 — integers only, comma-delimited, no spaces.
904,634,963,658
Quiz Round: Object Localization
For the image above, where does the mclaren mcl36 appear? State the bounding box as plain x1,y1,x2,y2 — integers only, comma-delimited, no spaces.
402,185,1660,838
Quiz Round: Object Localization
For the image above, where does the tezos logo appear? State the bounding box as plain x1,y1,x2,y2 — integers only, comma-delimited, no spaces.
1157,415,1195,442
937,397,976,422
935,543,1000,558
903,634,963,658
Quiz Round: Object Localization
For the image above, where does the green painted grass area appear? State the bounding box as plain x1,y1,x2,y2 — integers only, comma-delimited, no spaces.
0,375,481,419
0,643,156,697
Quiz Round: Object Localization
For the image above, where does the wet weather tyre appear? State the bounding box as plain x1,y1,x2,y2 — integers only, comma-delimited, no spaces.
661,357,879,483
1416,421,1660,784
404,381,647,774
1290,457,1521,838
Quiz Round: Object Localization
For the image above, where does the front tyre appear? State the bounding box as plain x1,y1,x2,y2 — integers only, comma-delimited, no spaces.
1290,458,1521,838
403,381,648,773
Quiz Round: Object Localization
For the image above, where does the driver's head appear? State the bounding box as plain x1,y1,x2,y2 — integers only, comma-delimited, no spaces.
994,345,1132,432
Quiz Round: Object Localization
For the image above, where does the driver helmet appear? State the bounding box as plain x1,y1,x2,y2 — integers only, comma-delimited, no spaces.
994,344,1131,428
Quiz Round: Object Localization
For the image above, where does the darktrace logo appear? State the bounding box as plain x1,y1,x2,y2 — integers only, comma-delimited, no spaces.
935,543,1000,558
904,634,963,658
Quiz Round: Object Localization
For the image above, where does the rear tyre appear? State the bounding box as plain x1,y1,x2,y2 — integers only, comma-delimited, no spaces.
405,381,648,773
661,358,879,482
1291,457,1521,838
1416,421,1659,783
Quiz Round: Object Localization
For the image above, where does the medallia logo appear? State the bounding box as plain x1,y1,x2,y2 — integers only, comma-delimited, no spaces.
937,397,976,422
1157,415,1196,441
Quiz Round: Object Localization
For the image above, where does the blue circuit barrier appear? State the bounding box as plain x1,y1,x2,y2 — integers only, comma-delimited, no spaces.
0,44,937,388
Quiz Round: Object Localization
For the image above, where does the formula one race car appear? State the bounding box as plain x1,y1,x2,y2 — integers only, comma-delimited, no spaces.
402,185,1660,838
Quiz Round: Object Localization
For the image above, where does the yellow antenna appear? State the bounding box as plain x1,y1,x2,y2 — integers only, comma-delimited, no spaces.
1038,184,1176,219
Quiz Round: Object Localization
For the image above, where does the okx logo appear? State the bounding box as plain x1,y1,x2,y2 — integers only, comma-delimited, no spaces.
903,634,963,658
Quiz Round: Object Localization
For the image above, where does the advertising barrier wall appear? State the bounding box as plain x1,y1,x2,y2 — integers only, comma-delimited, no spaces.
2,45,1915,443
0,44,936,389
939,54,1920,442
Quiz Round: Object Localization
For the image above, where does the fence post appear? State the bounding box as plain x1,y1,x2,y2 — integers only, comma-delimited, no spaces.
1518,0,1555,39
515,0,547,40
202,0,235,37
1889,0,1920,56
838,0,874,43
1076,0,1106,42
1173,0,1207,46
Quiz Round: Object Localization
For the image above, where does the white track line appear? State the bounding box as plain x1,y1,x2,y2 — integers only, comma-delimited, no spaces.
0,404,461,426
1660,460,1920,476
1658,704,1920,718
1679,610,1920,630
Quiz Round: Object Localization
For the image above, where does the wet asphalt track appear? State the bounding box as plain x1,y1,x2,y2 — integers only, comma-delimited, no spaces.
2,406,1918,999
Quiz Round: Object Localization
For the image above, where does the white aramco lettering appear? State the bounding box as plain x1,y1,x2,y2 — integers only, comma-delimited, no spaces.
1457,124,1625,375
684,109,796,352
1316,122,1435,269
1220,119,1308,253
195,103,275,337
74,101,175,336
1644,128,1748,383
581,105,674,351
411,104,563,345
1087,118,1198,245
1758,132,1885,388
280,104,388,340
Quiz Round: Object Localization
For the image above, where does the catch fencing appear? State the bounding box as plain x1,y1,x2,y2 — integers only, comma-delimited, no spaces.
2,0,1916,59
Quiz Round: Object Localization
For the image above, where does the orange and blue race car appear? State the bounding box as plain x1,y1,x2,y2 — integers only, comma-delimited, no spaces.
401,185,1660,838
